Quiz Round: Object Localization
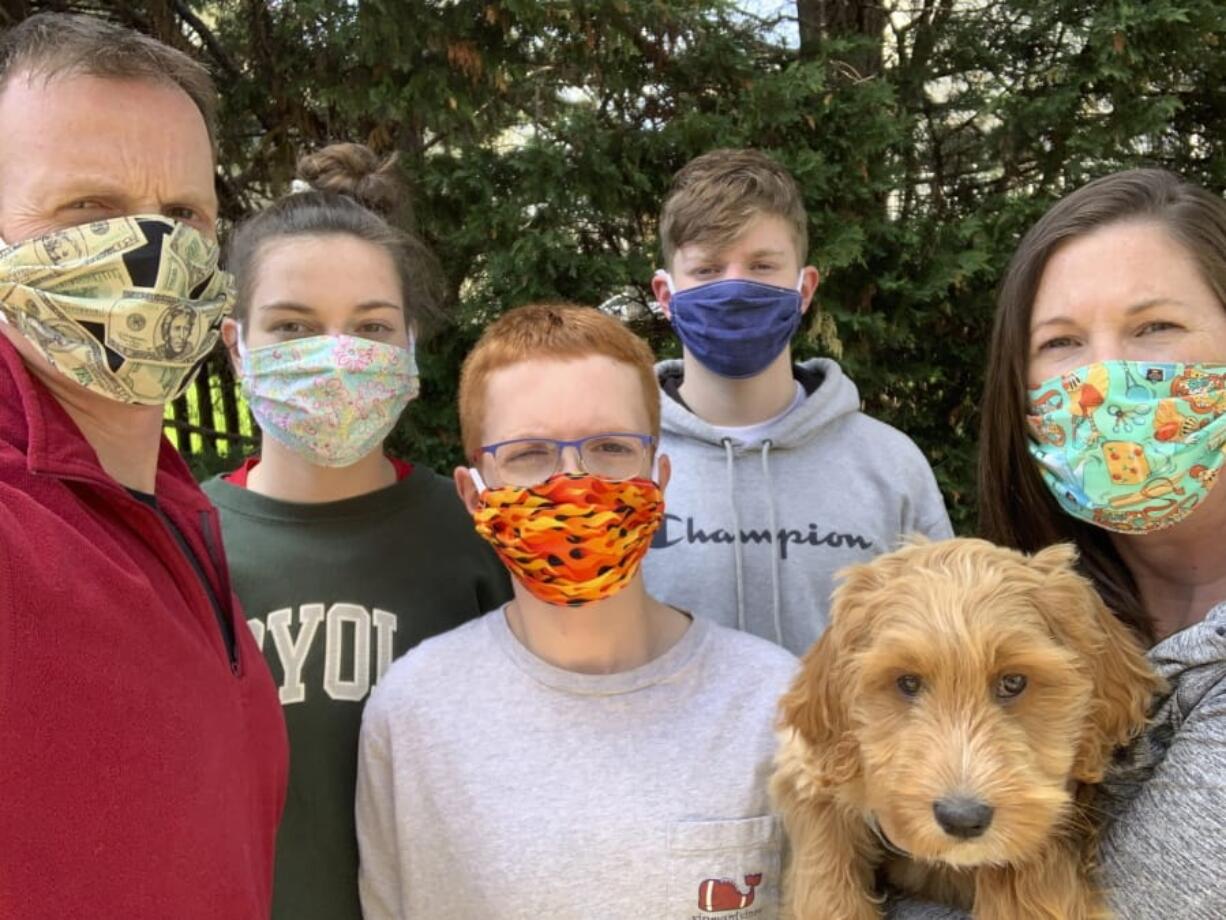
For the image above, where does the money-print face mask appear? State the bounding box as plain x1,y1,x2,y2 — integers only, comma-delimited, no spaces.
1027,360,1226,534
0,215,233,404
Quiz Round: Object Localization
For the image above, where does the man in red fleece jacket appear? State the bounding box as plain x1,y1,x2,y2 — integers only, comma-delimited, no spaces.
0,13,287,919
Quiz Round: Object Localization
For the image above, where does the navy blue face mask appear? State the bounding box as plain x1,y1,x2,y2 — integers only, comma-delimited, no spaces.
663,275,804,379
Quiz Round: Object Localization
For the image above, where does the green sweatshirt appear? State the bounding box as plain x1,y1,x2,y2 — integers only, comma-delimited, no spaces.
202,464,511,920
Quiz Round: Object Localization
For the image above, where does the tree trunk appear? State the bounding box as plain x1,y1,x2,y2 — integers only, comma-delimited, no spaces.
796,0,887,78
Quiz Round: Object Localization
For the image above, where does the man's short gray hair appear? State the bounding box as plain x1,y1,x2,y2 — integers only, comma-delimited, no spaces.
0,12,217,147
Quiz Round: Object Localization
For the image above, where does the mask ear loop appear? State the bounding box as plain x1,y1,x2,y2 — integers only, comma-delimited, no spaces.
234,322,250,361
654,269,676,295
0,231,12,323
467,466,489,493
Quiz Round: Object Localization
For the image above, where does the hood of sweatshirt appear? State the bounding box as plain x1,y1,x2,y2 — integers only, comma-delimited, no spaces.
645,357,953,655
655,357,860,450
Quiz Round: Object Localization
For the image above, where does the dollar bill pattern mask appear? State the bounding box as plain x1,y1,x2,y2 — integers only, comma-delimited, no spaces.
1027,360,1226,533
0,215,234,404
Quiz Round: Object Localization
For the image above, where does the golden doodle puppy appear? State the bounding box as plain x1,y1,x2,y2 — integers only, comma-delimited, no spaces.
770,538,1161,920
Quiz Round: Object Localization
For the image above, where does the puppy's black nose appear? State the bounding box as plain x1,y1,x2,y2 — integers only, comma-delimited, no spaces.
933,796,994,839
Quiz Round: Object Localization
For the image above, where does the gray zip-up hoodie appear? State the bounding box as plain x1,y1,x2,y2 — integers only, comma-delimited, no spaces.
889,601,1226,919
643,358,953,656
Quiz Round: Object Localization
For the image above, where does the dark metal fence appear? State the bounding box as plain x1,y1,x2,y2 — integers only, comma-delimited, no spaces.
164,351,258,464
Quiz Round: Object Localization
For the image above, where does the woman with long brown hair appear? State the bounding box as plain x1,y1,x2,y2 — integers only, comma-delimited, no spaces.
896,169,1225,919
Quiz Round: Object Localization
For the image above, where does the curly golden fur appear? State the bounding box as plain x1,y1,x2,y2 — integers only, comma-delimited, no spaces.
770,538,1161,920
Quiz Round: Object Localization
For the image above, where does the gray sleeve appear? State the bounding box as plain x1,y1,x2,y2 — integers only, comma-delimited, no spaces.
356,697,404,920
919,507,955,541
885,898,967,920
1099,682,1226,919
904,447,954,540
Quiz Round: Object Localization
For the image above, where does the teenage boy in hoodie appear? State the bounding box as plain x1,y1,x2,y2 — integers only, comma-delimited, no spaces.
644,148,953,656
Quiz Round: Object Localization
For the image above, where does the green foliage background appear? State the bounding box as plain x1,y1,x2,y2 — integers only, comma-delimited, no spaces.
11,0,1226,530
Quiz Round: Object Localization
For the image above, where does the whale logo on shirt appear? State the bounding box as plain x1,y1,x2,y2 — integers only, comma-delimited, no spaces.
697,873,762,913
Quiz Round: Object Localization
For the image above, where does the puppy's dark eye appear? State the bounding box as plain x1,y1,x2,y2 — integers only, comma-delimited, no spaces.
996,674,1027,699
897,674,922,698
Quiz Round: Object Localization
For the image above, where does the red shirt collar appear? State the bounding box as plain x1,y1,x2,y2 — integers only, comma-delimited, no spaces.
223,455,413,487
0,333,211,511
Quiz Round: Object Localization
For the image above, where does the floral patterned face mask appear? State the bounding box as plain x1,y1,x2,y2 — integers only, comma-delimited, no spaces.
468,469,665,606
1027,360,1226,534
238,333,419,468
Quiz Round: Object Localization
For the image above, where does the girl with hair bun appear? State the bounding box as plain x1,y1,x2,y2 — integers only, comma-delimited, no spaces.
202,143,510,920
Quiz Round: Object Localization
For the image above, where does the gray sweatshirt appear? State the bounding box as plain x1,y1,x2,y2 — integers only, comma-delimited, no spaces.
356,609,798,919
890,601,1226,920
643,358,953,656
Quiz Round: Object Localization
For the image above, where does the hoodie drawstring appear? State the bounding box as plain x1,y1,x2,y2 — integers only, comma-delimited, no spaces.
761,440,783,647
725,438,783,646
722,438,747,633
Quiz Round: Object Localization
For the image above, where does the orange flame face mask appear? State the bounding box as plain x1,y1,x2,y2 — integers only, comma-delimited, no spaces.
468,470,665,607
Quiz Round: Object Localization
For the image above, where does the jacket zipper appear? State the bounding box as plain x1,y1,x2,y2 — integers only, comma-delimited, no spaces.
199,508,241,674
58,472,241,675
139,499,240,674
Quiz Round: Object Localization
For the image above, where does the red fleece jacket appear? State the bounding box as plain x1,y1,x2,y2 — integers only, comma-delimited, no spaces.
0,335,287,919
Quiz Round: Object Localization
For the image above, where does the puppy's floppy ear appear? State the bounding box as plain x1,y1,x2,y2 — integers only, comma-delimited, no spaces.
1029,543,1161,784
1029,542,1079,574
777,561,881,786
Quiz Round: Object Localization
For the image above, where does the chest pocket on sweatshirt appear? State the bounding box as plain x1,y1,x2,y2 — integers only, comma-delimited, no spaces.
667,815,781,919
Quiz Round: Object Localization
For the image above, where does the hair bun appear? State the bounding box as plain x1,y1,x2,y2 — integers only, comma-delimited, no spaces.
295,143,403,219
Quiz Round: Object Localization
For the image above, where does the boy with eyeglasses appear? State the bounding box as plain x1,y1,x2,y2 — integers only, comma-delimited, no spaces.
645,148,953,655
356,303,796,919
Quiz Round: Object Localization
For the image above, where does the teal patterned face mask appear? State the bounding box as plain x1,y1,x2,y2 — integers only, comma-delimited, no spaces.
1026,360,1226,534
238,333,419,468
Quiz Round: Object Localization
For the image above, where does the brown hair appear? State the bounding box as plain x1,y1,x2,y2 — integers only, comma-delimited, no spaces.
226,142,444,333
458,303,661,458
0,12,217,148
659,148,808,268
978,168,1226,644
